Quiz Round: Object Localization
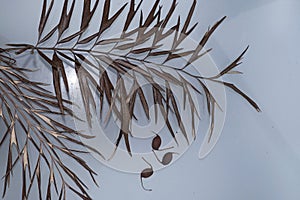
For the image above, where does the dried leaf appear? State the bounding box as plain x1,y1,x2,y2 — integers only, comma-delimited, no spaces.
221,81,261,112
213,46,249,78
96,38,132,45
185,16,226,68
110,77,132,158
123,0,143,32
57,0,76,39
38,0,55,42
79,1,127,44
166,82,189,144
81,0,100,30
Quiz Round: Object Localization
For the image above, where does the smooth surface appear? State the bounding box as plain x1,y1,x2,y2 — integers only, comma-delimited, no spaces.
1,0,300,199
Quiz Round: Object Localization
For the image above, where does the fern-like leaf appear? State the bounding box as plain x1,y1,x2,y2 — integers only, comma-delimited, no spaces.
2,0,260,199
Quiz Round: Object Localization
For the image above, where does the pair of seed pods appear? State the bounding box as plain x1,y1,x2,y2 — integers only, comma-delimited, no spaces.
140,134,178,191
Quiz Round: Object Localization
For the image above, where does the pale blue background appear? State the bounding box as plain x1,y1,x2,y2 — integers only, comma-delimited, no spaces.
1,0,300,199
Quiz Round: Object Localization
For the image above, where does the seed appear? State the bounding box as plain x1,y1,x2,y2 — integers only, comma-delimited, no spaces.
161,152,174,165
140,157,153,191
152,151,178,165
141,168,153,179
152,134,161,150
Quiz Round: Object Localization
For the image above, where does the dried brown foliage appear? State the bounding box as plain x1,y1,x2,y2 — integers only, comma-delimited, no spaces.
0,48,103,200
1,0,260,199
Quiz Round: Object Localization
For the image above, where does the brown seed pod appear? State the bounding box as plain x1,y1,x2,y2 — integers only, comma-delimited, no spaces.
153,151,179,166
140,168,153,191
140,157,153,191
152,134,161,151
161,152,176,165
151,132,174,151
